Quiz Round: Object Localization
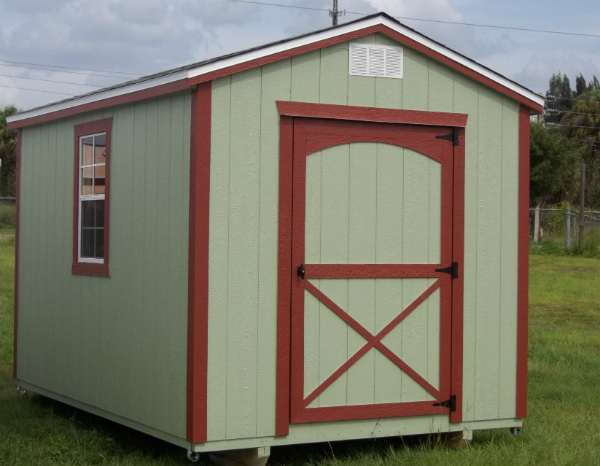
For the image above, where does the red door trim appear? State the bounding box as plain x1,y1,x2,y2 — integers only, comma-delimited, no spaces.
306,263,452,278
516,106,530,418
276,108,465,432
450,127,465,423
275,116,294,437
292,400,452,423
187,81,211,443
300,280,444,410
277,101,468,127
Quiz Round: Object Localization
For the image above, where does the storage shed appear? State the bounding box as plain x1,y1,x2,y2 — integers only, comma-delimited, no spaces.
8,12,544,461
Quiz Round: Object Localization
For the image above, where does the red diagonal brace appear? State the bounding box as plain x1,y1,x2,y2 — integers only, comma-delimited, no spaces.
303,279,442,406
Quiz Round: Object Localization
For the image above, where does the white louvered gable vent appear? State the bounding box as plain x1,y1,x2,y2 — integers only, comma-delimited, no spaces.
349,43,403,79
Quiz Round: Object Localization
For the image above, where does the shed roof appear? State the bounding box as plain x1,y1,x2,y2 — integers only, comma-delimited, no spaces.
8,12,544,129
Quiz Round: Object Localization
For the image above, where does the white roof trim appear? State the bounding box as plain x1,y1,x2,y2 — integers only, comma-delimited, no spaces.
8,14,544,124
8,70,190,124
185,15,543,107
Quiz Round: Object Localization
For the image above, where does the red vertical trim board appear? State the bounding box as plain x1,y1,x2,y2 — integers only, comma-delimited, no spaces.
187,82,211,443
516,107,530,419
450,128,465,423
13,129,21,379
275,116,294,436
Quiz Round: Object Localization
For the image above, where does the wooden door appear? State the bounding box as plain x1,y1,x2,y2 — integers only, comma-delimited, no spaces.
288,117,458,424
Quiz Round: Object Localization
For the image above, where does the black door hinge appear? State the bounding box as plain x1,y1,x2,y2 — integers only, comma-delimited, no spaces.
433,394,456,412
297,263,305,279
436,129,459,146
435,262,458,279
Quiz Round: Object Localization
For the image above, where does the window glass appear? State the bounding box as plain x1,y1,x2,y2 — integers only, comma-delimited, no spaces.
80,200,104,259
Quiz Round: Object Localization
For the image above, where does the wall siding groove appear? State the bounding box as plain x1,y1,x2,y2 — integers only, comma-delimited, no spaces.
17,94,191,438
207,34,522,438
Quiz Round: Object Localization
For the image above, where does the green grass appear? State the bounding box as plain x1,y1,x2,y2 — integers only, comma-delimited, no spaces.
1,240,599,465
0,204,15,229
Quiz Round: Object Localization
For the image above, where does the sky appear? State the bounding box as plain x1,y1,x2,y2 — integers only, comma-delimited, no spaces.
1,0,599,111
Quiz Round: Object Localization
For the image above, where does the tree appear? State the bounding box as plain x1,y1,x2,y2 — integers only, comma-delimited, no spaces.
544,73,574,125
576,74,587,96
530,122,583,207
560,89,600,206
0,106,18,197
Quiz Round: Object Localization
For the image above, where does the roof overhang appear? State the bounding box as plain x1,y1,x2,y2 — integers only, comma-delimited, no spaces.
7,13,544,129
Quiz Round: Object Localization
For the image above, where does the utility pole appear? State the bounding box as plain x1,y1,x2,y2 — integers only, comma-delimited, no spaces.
329,0,344,26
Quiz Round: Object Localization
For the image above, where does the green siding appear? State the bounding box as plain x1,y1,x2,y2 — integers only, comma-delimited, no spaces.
18,30,524,447
17,93,192,438
208,32,522,441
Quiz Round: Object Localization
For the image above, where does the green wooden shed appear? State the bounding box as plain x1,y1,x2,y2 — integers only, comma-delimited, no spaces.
8,12,544,462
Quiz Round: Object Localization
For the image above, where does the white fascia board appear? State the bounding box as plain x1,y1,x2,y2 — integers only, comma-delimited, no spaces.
8,15,543,124
376,17,545,107
7,70,190,124
191,16,543,108
187,15,543,108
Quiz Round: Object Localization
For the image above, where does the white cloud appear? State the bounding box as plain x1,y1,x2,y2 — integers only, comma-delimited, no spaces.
364,0,463,22
514,50,600,95
1,0,598,111
0,77,20,109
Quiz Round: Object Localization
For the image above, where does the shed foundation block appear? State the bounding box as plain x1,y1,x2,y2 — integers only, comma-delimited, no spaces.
209,447,270,466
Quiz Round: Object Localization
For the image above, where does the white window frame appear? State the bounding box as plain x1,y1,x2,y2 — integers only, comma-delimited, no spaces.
78,132,106,263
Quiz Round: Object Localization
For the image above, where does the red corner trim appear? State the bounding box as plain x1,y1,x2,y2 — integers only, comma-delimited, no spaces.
188,24,542,113
72,118,112,277
8,79,190,130
450,127,465,423
13,129,21,379
275,116,294,437
187,81,211,443
516,106,530,418
277,101,468,127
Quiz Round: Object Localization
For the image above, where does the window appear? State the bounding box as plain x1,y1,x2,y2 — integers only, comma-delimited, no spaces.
72,118,112,276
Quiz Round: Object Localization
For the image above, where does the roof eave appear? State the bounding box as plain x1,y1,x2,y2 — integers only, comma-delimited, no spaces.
7,12,544,129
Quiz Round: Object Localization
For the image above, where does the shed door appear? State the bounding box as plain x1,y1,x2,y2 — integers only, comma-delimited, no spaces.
289,118,457,424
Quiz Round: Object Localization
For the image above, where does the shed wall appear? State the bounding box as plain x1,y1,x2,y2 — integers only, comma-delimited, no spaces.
207,33,521,441
17,93,192,438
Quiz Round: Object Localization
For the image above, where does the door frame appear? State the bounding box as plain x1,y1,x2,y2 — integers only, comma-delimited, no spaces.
275,101,467,436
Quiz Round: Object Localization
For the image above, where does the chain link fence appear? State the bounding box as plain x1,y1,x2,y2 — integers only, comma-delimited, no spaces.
530,206,600,248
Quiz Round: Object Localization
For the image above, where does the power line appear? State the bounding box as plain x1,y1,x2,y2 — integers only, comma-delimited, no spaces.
228,0,600,38
229,0,326,13
0,73,104,88
547,122,600,130
0,59,141,77
0,83,76,96
546,95,600,103
0,62,137,80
